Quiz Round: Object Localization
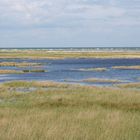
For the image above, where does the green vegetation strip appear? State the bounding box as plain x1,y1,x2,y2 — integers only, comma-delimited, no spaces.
0,80,139,140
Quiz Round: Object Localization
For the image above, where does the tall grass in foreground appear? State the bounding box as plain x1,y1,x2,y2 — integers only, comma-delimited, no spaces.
0,81,140,140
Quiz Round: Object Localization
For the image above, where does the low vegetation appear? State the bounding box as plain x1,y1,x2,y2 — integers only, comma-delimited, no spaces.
0,50,140,59
0,62,42,67
22,69,46,73
82,78,122,83
75,67,108,72
0,69,47,74
118,82,140,89
0,81,139,140
112,65,140,70
0,70,22,74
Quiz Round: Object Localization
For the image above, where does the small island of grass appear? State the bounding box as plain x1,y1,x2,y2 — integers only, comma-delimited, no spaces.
0,62,42,67
22,69,46,73
112,65,140,70
0,70,22,74
74,67,108,72
83,78,122,83
0,69,47,74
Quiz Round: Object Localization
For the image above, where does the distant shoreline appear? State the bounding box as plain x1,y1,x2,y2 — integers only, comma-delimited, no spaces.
0,49,140,59
0,47,140,52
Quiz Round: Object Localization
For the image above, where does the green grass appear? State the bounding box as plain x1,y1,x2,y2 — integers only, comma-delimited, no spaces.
0,81,140,140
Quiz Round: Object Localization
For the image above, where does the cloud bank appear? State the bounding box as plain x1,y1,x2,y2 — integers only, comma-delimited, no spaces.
1,0,139,28
0,0,140,47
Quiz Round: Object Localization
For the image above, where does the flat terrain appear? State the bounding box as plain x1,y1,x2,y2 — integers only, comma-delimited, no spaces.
0,81,140,140
0,50,140,140
0,50,140,59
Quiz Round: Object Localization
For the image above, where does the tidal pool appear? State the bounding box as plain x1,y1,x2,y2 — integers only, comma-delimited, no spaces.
0,58,140,86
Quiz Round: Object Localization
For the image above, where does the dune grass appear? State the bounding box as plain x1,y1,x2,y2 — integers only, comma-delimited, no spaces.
0,81,139,140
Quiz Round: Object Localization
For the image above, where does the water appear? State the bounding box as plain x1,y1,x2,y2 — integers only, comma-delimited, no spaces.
0,58,140,86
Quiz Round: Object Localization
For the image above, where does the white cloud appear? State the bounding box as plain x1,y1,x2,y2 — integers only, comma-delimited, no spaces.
0,0,139,28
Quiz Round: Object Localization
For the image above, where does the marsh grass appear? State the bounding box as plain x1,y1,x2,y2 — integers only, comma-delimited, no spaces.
0,62,42,67
0,81,140,140
22,69,46,73
0,70,22,74
112,65,140,70
74,67,108,72
118,82,140,89
0,50,140,59
0,69,47,74
82,78,122,83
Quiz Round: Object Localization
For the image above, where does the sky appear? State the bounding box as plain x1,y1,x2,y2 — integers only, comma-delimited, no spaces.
0,0,140,48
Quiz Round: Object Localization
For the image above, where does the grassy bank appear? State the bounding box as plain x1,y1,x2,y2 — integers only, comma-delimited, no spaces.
0,50,140,59
0,81,139,140
117,82,140,89
0,62,42,67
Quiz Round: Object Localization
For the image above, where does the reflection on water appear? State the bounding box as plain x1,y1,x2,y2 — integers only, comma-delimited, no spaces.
0,58,140,86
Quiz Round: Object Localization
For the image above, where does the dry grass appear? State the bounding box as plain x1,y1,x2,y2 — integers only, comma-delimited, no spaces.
0,81,139,140
74,68,108,72
0,70,22,74
0,50,140,59
0,69,47,74
118,82,140,89
112,65,140,70
0,62,41,67
82,78,122,83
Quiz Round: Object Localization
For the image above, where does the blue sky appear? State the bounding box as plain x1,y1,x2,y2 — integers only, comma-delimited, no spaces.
0,0,140,48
